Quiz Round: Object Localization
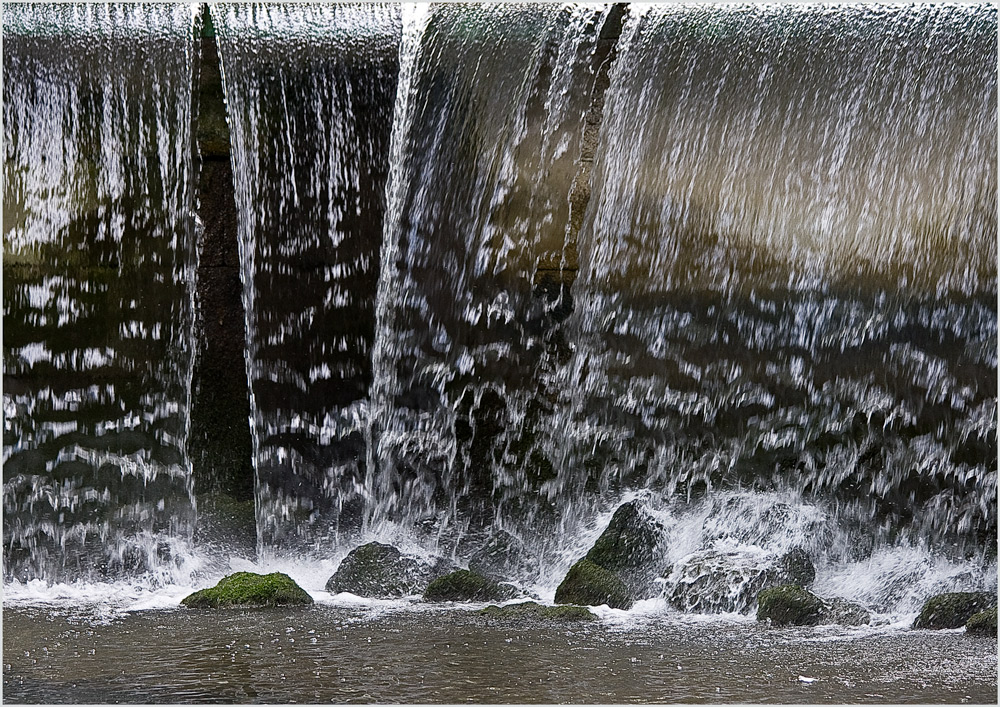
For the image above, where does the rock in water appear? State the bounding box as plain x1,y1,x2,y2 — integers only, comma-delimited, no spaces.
554,559,634,610
913,592,997,630
584,500,667,598
468,531,539,583
181,572,313,608
478,601,596,621
325,542,436,598
820,597,870,626
965,607,998,636
669,550,788,613
423,569,519,602
756,585,824,626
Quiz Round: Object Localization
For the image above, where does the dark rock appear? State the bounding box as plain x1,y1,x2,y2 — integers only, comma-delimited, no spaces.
668,550,789,614
554,559,633,610
756,584,824,626
965,607,997,636
181,572,312,608
584,500,667,598
325,542,435,598
820,597,871,626
779,548,816,587
586,500,665,570
468,531,539,583
913,592,997,630
478,601,596,621
423,569,519,602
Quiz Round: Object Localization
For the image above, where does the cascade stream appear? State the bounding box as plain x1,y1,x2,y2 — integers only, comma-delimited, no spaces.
3,2,996,619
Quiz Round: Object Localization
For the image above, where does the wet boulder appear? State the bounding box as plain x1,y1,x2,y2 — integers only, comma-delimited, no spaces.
478,601,596,622
554,559,633,610
468,531,539,584
325,542,437,598
584,500,667,598
756,584,824,626
423,569,519,602
965,607,997,637
181,572,312,608
913,592,997,630
820,597,871,626
668,549,792,614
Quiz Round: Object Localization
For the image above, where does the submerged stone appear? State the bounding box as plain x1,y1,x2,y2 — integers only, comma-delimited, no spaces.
423,569,519,602
669,549,791,614
913,592,996,630
820,597,871,626
756,584,824,626
325,542,435,598
965,607,997,636
181,572,312,609
468,531,539,583
554,559,633,610
479,601,596,621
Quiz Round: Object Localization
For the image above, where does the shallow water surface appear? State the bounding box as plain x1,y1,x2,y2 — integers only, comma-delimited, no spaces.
3,604,996,703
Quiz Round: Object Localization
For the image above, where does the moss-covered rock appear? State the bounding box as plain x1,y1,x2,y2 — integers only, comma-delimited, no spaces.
423,569,519,602
468,531,539,583
181,572,312,608
584,501,666,598
913,592,996,630
325,542,434,598
587,501,664,569
554,559,633,610
756,584,824,626
478,601,596,621
965,607,997,636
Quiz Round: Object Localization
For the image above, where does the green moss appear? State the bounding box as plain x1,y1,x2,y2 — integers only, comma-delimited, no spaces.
554,559,633,610
757,584,824,626
585,502,663,573
423,569,518,602
478,601,596,621
181,572,313,609
965,607,997,637
913,592,996,630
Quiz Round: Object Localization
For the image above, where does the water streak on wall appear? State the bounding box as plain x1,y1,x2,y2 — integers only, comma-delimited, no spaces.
3,3,201,582
212,3,401,557
553,3,997,551
367,4,611,550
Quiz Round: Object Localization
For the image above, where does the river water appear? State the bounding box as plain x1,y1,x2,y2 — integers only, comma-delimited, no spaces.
3,599,996,704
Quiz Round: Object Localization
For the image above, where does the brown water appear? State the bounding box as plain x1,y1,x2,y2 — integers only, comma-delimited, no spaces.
3,605,996,703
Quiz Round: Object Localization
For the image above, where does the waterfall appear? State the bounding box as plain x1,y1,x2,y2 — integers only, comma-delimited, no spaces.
555,3,997,555
367,3,611,550
3,3,200,582
2,2,995,608
212,3,401,559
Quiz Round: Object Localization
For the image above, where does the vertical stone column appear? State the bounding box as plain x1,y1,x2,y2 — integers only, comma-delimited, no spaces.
188,8,256,553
